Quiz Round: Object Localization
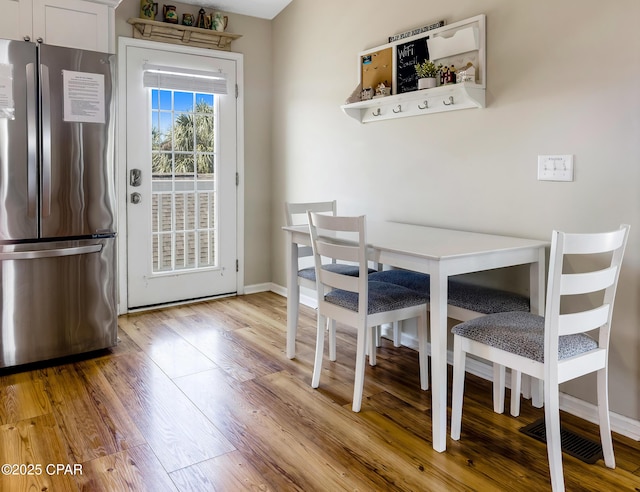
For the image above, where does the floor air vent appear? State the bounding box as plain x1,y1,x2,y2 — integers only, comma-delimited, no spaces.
519,418,603,464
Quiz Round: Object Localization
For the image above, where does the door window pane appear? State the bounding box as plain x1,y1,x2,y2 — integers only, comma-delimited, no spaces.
150,88,218,273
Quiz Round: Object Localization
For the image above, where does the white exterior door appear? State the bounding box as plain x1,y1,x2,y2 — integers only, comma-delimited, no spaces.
123,43,239,309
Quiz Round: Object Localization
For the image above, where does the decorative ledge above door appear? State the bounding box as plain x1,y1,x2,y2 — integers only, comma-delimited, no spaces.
128,18,242,51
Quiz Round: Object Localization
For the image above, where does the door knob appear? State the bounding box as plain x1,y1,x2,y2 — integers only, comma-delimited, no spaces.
131,192,142,204
130,168,142,187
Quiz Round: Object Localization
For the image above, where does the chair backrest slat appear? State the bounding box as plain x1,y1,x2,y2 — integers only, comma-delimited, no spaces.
558,304,611,336
312,212,361,232
320,269,360,292
562,229,627,255
285,200,336,226
560,266,618,296
316,240,360,264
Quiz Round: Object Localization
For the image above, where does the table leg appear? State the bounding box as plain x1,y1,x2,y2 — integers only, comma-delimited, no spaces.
430,267,448,452
529,248,546,407
530,247,546,316
286,237,300,359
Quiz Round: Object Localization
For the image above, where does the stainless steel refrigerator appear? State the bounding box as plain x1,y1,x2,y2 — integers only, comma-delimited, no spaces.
0,39,117,368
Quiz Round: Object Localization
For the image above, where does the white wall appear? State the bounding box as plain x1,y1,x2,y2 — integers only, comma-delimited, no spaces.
271,0,640,420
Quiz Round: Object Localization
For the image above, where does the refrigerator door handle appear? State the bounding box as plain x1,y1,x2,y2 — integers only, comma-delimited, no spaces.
0,244,102,261
40,63,52,218
26,63,38,218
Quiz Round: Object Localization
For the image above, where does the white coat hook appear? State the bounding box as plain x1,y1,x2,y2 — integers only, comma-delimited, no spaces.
443,96,454,106
372,108,381,116
392,104,402,113
418,100,429,110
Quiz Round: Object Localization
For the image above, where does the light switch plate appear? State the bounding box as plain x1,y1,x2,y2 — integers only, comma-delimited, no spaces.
537,155,574,181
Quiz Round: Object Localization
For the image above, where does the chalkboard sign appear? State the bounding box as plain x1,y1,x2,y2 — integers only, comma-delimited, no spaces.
396,36,430,94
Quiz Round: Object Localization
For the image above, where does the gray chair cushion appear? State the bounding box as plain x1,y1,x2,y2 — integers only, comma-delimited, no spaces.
448,280,529,314
451,311,598,362
324,281,428,315
368,270,529,314
298,264,374,282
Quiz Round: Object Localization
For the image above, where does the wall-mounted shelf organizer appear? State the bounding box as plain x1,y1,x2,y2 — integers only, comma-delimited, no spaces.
342,14,485,123
128,18,242,51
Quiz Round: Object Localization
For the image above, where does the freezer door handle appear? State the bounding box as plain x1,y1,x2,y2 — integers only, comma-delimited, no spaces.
0,244,102,261
41,63,52,218
26,63,37,218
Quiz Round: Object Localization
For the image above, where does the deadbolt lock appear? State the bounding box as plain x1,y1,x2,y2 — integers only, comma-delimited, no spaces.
130,168,142,187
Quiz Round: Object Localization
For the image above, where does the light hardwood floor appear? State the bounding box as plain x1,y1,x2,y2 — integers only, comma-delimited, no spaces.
1,292,639,491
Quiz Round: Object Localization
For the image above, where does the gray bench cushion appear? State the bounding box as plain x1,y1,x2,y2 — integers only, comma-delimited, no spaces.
451,311,598,362
324,281,427,315
368,270,431,293
298,264,374,282
368,270,529,314
448,281,529,314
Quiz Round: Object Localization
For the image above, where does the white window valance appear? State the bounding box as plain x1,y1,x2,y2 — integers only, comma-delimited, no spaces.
142,64,228,95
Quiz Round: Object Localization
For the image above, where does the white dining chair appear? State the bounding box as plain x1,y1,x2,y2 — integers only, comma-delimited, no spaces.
307,212,429,412
285,201,374,360
450,224,630,492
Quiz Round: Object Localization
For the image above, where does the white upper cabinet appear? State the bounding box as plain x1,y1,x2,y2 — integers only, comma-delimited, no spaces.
33,0,110,51
0,0,32,42
0,0,119,52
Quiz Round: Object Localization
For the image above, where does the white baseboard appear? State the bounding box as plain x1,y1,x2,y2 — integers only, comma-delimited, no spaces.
270,284,640,442
560,393,640,441
260,282,317,307
244,282,275,295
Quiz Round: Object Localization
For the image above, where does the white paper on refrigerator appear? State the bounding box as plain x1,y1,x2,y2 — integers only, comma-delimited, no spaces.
0,63,15,120
63,70,105,123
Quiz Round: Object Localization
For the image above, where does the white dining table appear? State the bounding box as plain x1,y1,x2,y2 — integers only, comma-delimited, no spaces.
283,220,548,452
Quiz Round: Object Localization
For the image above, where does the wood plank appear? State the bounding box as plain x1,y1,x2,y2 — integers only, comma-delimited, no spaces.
111,326,143,357
232,323,316,378
258,370,495,491
175,368,371,490
0,413,78,492
169,450,271,492
75,444,178,491
95,351,235,472
162,313,284,383
0,370,51,425
41,360,146,463
118,315,217,379
233,322,390,407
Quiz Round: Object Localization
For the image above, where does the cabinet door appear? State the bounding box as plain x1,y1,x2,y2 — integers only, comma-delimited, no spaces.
0,0,32,41
33,0,109,52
